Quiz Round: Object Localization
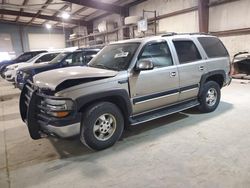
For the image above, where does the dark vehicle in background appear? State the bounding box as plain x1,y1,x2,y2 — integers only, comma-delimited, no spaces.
232,52,250,74
0,50,47,77
16,48,100,89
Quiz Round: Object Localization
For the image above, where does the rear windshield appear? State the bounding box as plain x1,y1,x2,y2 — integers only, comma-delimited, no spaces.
198,37,229,58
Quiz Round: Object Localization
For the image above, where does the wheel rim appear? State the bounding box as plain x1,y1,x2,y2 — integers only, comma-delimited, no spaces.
93,113,117,141
206,88,217,107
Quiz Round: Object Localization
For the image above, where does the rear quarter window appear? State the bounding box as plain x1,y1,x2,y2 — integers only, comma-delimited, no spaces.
198,37,229,58
173,40,202,64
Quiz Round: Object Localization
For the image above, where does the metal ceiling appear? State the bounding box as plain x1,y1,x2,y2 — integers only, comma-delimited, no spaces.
0,0,147,28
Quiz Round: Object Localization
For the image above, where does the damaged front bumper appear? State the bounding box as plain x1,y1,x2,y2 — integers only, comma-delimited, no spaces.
19,80,81,139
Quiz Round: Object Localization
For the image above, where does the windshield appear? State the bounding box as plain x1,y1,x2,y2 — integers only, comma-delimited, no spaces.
15,53,33,62
25,54,42,63
49,52,69,64
88,43,140,71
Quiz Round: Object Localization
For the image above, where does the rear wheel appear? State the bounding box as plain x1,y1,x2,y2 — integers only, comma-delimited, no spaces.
80,102,124,150
198,81,221,113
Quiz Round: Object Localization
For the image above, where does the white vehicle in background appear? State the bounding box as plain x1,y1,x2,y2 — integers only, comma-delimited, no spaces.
4,52,60,82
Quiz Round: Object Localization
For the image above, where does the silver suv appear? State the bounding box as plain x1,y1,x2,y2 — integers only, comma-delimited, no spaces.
20,33,232,150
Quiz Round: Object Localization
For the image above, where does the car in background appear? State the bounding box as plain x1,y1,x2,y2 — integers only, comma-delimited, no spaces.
0,50,47,77
4,52,60,82
16,48,100,89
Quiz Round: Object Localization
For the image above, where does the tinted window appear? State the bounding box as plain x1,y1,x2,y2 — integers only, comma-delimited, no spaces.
198,37,229,58
35,53,59,63
84,51,98,64
173,40,202,64
139,42,173,68
49,52,69,64
71,52,84,65
31,51,45,57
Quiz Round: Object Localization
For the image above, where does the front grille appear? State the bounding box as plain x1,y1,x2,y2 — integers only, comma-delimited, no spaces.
20,80,36,121
22,81,48,124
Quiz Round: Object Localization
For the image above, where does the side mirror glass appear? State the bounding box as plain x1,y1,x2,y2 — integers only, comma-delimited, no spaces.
135,60,154,71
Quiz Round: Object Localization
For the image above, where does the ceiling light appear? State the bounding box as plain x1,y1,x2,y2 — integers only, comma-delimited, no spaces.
45,24,52,29
61,12,70,19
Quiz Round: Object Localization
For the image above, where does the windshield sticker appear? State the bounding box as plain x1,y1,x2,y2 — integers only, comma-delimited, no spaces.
114,52,129,58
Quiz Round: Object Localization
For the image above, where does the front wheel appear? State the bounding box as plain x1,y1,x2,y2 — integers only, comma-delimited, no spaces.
80,102,124,150
198,81,221,113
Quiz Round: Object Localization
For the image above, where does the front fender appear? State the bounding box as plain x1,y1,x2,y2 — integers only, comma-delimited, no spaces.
75,89,132,117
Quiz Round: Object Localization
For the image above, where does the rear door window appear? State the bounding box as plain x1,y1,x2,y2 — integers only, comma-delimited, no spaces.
198,37,229,58
84,51,98,64
67,52,84,65
35,53,59,63
173,40,202,64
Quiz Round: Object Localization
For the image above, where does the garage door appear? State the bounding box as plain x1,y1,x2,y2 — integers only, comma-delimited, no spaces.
28,33,65,50
0,33,13,52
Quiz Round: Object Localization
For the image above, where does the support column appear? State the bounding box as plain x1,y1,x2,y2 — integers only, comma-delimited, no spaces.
198,0,209,33
122,7,130,39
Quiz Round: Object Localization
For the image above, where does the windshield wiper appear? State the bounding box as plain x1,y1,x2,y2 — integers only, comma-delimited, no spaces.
89,64,120,71
91,64,111,70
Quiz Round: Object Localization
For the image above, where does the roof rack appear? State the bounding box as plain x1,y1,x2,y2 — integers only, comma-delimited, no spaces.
161,32,177,37
161,32,211,37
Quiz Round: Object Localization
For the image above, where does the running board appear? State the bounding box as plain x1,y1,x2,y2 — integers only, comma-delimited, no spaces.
129,99,200,126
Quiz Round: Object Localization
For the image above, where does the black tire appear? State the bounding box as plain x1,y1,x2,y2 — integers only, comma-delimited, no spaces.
0,66,6,78
198,81,221,113
80,102,124,150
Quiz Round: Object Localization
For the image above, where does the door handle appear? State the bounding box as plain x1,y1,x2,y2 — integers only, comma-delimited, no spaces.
170,72,176,77
199,66,204,71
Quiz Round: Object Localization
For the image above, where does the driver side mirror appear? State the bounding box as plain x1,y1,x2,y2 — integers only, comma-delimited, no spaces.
135,60,154,71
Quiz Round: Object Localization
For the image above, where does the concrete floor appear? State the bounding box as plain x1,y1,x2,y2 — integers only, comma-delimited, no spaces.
0,78,250,188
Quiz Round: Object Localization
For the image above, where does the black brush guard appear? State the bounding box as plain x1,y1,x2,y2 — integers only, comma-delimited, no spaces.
19,80,41,139
19,80,79,139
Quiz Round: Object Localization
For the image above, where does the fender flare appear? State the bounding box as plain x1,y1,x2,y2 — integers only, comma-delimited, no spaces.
75,89,132,117
199,70,226,96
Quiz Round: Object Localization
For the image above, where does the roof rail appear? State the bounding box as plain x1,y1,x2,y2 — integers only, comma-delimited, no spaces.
161,32,177,37
161,32,211,37
188,32,211,35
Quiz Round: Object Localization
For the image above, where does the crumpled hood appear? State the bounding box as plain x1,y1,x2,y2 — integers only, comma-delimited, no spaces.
33,66,118,90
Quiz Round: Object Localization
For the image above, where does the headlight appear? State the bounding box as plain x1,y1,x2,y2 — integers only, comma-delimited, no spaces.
43,98,74,118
